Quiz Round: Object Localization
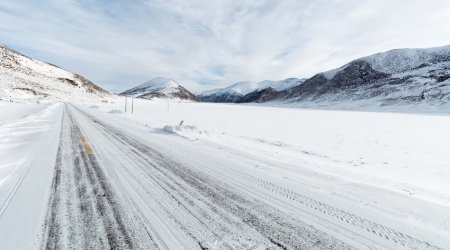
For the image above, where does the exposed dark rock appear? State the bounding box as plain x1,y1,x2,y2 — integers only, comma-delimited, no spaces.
198,92,242,103
238,88,278,103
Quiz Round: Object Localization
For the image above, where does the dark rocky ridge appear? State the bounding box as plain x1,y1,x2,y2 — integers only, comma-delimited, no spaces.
274,55,450,107
198,92,242,103
238,88,279,103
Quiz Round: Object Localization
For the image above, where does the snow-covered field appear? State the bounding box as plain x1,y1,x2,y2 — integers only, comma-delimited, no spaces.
87,98,450,247
91,99,450,203
0,98,449,249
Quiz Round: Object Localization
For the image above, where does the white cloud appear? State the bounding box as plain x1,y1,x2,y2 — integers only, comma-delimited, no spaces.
1,0,450,92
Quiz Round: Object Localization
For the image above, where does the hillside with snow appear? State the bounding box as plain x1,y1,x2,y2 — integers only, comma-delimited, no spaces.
197,45,450,110
0,44,112,102
198,78,304,103
273,45,450,109
120,77,197,101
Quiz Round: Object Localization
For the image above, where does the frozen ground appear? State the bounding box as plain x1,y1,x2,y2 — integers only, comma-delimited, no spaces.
0,98,449,249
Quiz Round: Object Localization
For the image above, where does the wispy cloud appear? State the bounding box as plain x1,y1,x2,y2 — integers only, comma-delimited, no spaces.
1,0,450,92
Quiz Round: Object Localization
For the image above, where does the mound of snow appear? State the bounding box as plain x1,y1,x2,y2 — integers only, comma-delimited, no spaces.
109,109,122,114
162,122,208,140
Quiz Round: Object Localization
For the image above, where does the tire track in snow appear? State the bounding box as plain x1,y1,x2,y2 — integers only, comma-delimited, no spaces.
41,105,157,249
220,166,443,250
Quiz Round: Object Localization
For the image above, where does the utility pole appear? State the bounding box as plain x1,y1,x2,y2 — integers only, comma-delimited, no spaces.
131,96,134,114
125,96,128,113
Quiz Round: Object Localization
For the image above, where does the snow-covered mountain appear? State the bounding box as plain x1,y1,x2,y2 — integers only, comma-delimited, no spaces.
198,81,263,103
273,45,450,108
0,44,112,102
199,45,450,109
120,77,197,101
198,78,304,103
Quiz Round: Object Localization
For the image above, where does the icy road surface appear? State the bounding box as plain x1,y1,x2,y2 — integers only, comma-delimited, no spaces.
0,101,448,249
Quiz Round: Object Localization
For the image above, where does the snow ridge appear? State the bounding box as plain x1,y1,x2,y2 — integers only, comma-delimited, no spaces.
120,77,197,101
270,44,450,109
323,45,450,79
125,77,179,95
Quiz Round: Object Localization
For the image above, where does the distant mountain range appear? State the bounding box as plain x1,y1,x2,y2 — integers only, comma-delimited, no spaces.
3,42,449,109
0,44,111,101
198,78,305,103
120,77,304,103
199,45,450,109
273,45,450,108
120,77,196,101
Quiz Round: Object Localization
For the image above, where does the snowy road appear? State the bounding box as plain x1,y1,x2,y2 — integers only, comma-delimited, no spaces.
0,102,447,249
63,104,353,249
41,105,158,249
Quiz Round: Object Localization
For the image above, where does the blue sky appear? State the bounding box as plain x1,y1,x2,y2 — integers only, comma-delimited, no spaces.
1,0,450,92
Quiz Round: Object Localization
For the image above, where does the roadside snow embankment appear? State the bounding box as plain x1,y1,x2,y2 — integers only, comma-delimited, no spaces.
0,102,62,249
0,103,60,204
0,101,48,122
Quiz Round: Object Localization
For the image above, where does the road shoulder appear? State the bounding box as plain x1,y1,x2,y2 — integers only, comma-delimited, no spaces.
0,103,63,249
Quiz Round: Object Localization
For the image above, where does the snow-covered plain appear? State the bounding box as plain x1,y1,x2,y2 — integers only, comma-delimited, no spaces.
86,98,450,248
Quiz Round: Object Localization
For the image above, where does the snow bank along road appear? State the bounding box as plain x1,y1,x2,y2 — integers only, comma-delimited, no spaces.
0,102,447,249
